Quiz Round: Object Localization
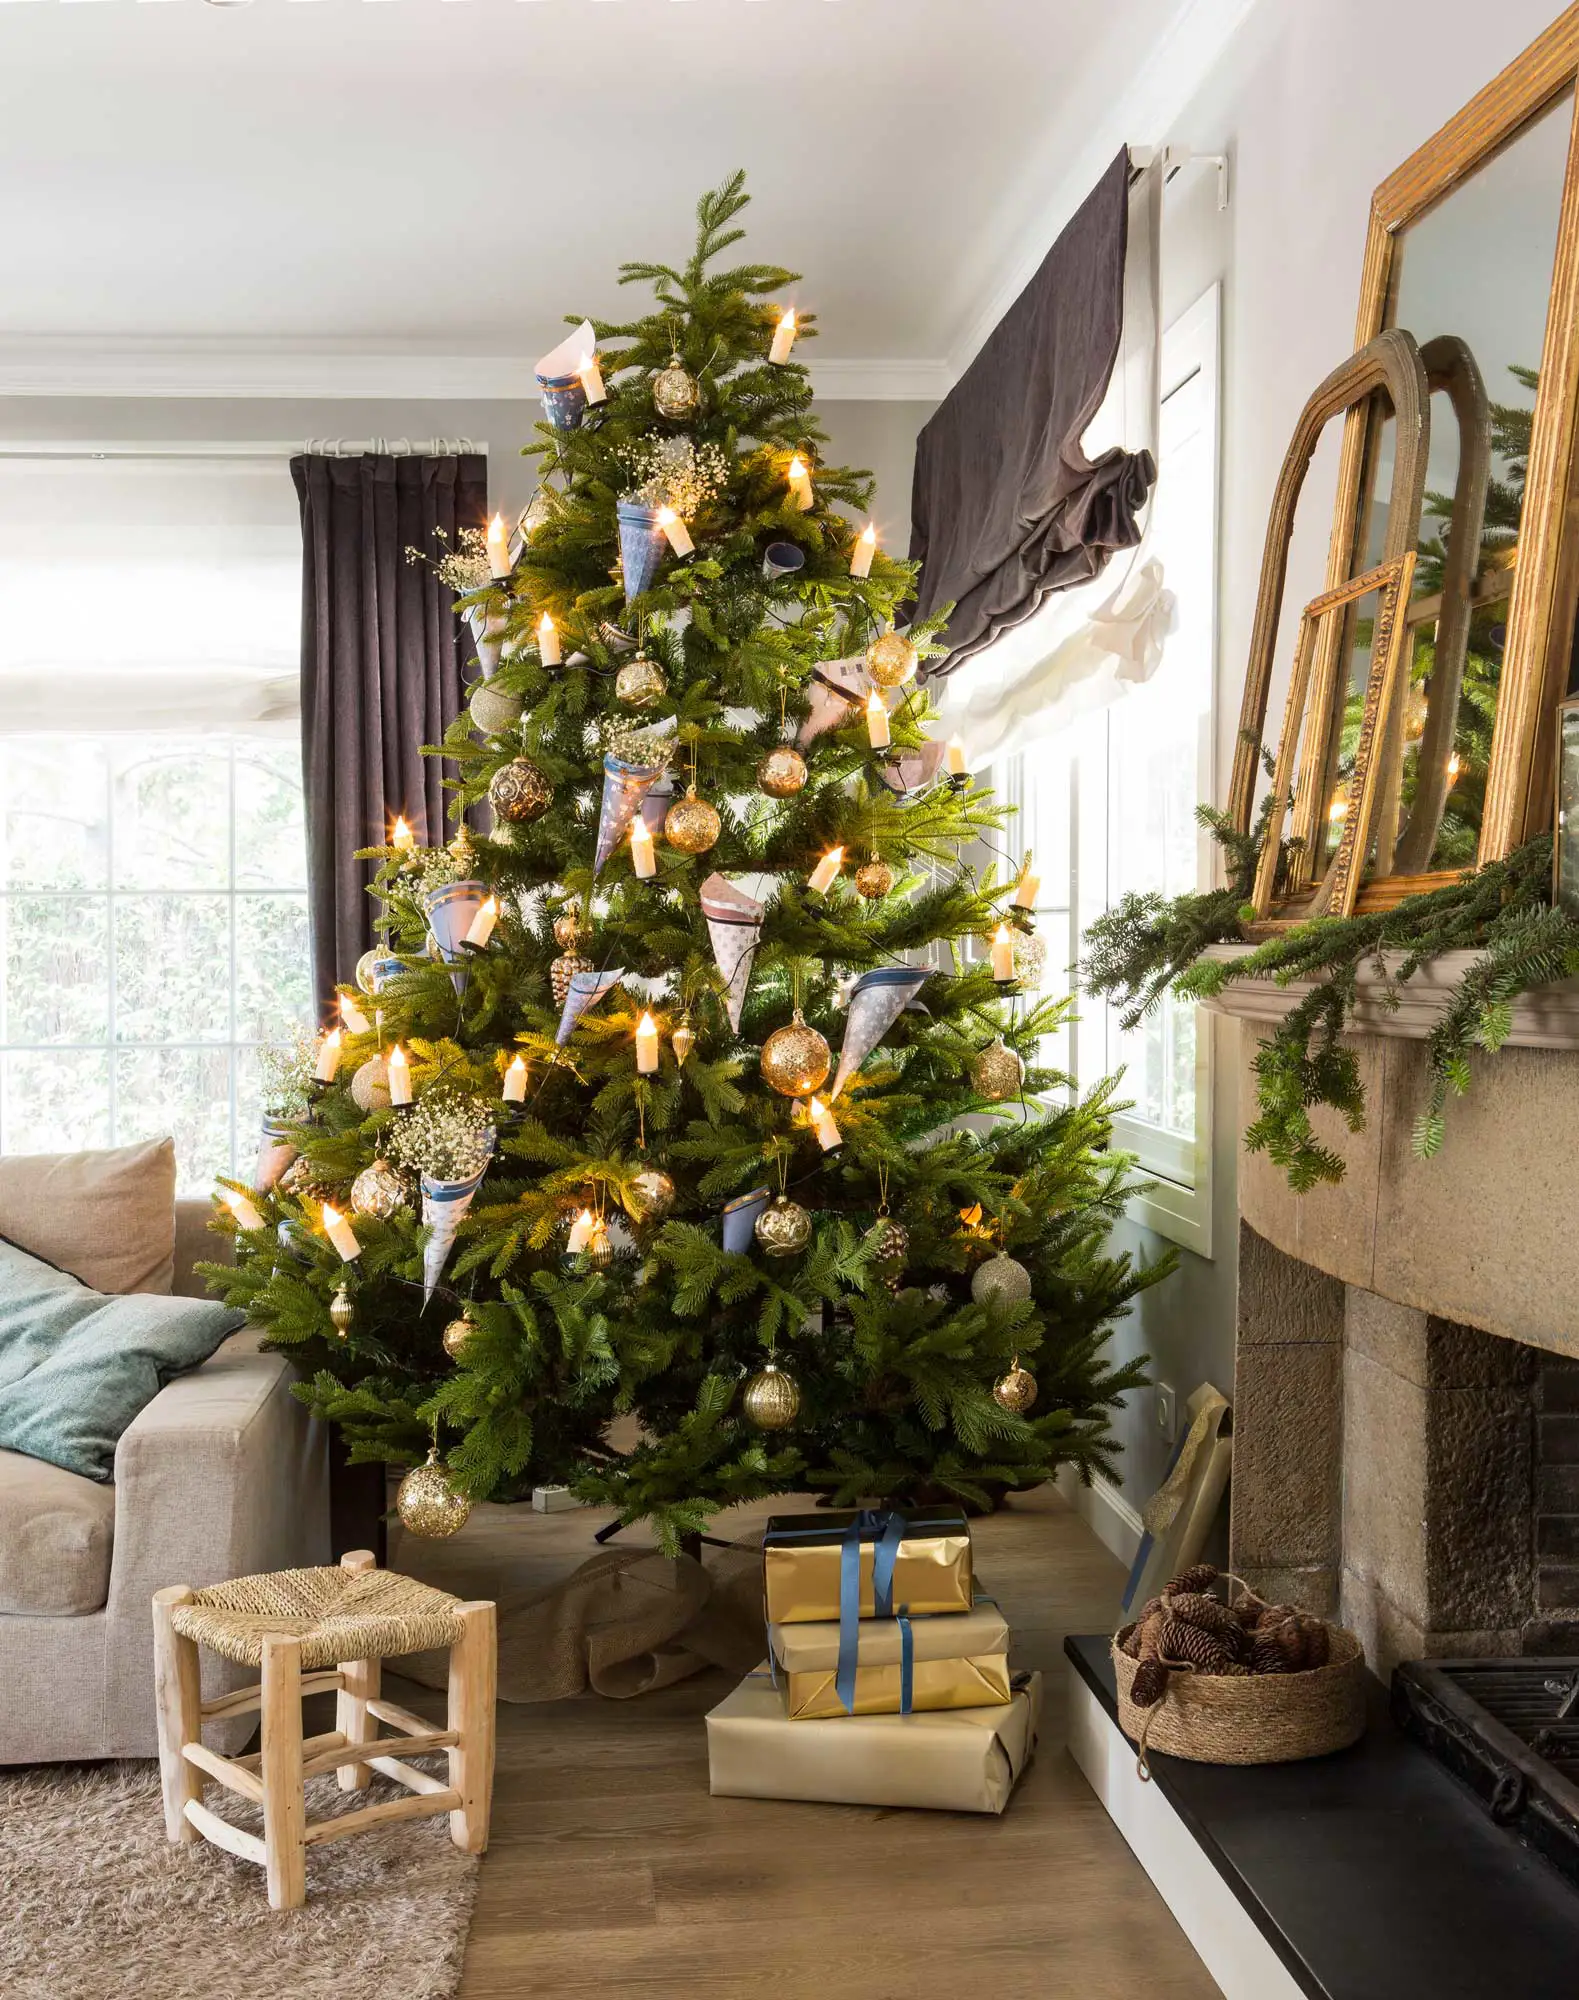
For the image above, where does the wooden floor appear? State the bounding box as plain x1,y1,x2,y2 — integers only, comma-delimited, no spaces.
388,1489,1219,2000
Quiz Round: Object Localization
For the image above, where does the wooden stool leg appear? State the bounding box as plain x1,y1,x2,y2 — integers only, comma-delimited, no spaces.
446,1601,496,1855
335,1549,380,1792
261,1632,308,1911
152,1584,203,1844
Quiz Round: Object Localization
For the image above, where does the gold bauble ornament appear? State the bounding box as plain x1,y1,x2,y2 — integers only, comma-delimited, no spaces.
329,1283,354,1339
854,856,895,900
971,1039,1026,1103
664,788,721,856
671,1018,695,1066
757,745,808,799
395,1449,472,1539
442,1311,477,1361
488,755,553,825
354,948,382,996
865,629,919,689
627,1166,677,1224
551,952,592,1006
349,1054,391,1114
760,1011,832,1097
755,1194,813,1258
652,351,702,421
587,1221,615,1269
469,681,524,736
742,1360,801,1429
552,910,585,950
993,1359,1038,1413
350,1157,407,1220
972,1252,1033,1308
615,654,668,708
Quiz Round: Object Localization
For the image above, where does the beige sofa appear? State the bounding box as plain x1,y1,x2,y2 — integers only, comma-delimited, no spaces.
0,1198,330,1764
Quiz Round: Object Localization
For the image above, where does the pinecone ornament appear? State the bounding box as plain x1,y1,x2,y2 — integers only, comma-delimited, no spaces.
552,952,592,1006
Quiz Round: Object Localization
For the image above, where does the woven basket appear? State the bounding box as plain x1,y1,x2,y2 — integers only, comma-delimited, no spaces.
1112,1620,1366,1774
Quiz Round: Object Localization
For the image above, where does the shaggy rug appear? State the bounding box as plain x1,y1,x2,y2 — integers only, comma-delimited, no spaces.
0,1759,479,2000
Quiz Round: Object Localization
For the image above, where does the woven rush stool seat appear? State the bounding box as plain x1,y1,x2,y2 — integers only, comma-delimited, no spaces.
170,1564,464,1670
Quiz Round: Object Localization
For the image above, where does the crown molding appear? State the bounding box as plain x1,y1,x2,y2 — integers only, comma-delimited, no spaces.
0,337,951,405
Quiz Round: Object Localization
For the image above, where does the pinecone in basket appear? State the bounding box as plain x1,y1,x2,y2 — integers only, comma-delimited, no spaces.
1129,1658,1170,1708
1158,1616,1233,1672
1136,1611,1169,1661
1165,1591,1247,1651
1250,1635,1294,1675
1165,1562,1219,1597
1119,1623,1142,1660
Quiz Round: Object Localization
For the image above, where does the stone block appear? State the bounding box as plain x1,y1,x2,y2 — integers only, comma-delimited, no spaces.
1536,1517,1579,1559
1230,1340,1343,1572
1537,1565,1579,1609
1522,1618,1579,1654
1238,1220,1344,1346
1540,1415,1579,1464
1341,1568,1427,1676
1428,1316,1537,1390
1346,1287,1427,1382
1343,1348,1428,1627
1426,1384,1533,1630
1537,1365,1579,1413
1237,1565,1338,1619
1539,1465,1579,1512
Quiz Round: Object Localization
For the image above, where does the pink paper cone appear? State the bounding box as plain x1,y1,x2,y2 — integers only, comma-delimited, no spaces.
255,1116,297,1192
798,657,866,749
700,873,764,1034
878,741,947,798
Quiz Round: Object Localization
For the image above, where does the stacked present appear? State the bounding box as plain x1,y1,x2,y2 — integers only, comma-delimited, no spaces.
706,1506,1041,1815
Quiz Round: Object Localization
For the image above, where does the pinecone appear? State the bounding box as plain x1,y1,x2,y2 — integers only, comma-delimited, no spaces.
1137,1611,1169,1661
1253,1602,1299,1633
1299,1618,1331,1670
1119,1623,1143,1660
1158,1617,1232,1672
1165,1562,1219,1597
1250,1635,1292,1675
1232,1597,1264,1631
1129,1658,1169,1708
1165,1592,1246,1649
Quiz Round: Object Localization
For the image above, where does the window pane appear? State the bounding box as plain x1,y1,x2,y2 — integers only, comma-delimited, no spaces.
112,742,232,891
0,740,108,890
1,1049,111,1154
236,894,312,1043
3,894,109,1043
114,894,231,1042
114,1046,232,1191
235,742,307,890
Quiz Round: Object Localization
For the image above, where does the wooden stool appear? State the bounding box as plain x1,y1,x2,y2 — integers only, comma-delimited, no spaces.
152,1550,496,1910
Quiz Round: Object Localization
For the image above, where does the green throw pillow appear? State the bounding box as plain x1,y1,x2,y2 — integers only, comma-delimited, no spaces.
0,1236,244,1481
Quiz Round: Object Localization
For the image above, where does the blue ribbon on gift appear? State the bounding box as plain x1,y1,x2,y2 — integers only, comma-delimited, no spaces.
835,1508,907,1715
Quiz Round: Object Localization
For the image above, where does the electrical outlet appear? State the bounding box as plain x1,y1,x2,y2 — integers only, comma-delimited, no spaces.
1155,1382,1177,1445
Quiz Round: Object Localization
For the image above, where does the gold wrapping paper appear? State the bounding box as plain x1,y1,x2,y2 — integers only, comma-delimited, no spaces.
762,1510,973,1624
769,1603,1011,1719
782,1655,1011,1720
706,1669,1042,1814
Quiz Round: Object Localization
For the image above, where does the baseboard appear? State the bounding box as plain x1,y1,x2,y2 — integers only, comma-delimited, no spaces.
1057,1466,1145,1568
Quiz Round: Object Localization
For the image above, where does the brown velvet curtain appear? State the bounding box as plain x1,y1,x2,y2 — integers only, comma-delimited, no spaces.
909,149,1154,675
292,452,487,1015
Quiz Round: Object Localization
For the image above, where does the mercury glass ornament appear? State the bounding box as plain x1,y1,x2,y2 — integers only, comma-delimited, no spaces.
552,910,585,950
671,1017,695,1066
350,1157,407,1220
854,856,895,900
760,1011,832,1097
329,1283,354,1339
551,952,593,1006
972,1252,1033,1308
757,745,809,799
742,1360,801,1429
993,1358,1039,1414
521,486,556,539
488,755,553,825
664,788,721,856
755,1194,813,1258
615,653,668,708
865,629,919,689
470,681,524,735
395,1449,472,1539
442,1311,477,1361
354,948,382,996
627,1166,677,1224
971,1038,1026,1103
350,1054,391,1114
1012,929,1048,991
652,351,702,420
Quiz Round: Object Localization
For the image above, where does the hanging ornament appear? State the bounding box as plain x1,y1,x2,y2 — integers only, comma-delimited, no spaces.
551,952,593,1007
971,1039,1027,1102
742,1360,801,1429
329,1283,354,1339
354,948,382,996
755,1194,813,1258
350,1157,408,1220
442,1311,477,1361
757,745,808,799
280,1155,336,1202
349,1054,391,1114
652,350,702,421
671,1016,695,1066
1012,929,1048,991
521,485,556,539
665,787,722,856
873,1213,910,1277
854,856,895,900
627,1166,677,1224
488,756,553,825
972,1252,1033,1308
587,1217,615,1268
615,653,668,708
395,1449,472,1539
553,910,586,950
865,629,919,689
993,1358,1039,1414
470,681,524,736
760,1011,832,1097
448,825,477,872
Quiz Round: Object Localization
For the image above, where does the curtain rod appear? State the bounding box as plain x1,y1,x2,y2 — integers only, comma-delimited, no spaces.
1128,144,1229,210
0,438,487,463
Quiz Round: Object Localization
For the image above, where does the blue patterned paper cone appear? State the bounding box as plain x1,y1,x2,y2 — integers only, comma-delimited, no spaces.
798,656,866,749
722,1186,771,1254
878,740,947,799
700,872,764,1034
555,966,626,1046
832,967,930,1098
640,775,677,837
421,1167,488,1304
424,879,488,995
255,1116,297,1192
617,500,667,605
762,541,806,581
594,752,665,875
538,371,588,432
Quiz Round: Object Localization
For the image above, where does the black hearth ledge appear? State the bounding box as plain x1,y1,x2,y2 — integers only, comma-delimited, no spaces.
1067,1634,1579,2000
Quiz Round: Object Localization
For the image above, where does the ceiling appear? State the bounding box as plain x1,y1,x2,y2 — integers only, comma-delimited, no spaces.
0,0,1228,397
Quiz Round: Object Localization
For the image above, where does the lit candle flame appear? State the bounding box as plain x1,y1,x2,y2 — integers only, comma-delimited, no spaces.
859,522,876,548
1447,752,1461,781
788,454,807,481
780,309,796,337
391,815,415,851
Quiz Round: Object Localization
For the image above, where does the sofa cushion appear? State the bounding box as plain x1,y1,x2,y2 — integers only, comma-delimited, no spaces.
0,1138,177,1295
0,1238,243,1482
0,1447,115,1615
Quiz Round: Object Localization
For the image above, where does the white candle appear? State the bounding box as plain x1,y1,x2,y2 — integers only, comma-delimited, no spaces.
656,506,695,557
391,815,416,857
321,1202,360,1263
991,926,1015,982
769,307,798,365
339,992,370,1035
635,1012,660,1074
465,896,499,949
566,1208,596,1255
945,736,967,777
807,846,844,895
537,613,562,668
809,1095,842,1150
1012,866,1040,911
865,690,890,749
315,1028,343,1083
578,349,607,406
503,1053,528,1103
486,512,511,580
631,818,657,879
787,455,814,512
223,1187,265,1232
849,523,877,579
387,1044,412,1106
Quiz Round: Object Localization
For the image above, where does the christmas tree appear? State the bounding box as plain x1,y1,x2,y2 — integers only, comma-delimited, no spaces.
208,174,1171,1551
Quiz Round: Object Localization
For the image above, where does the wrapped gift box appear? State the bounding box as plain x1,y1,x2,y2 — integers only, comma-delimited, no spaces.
706,1668,1041,1814
769,1603,1011,1719
762,1507,973,1625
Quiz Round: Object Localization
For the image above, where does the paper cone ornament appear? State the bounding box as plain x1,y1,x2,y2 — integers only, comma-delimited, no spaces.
722,1186,771,1254
878,740,948,798
640,775,677,837
555,965,626,1046
421,1167,489,1304
275,1217,312,1262
469,606,508,678
762,541,806,581
832,967,930,1097
536,319,596,431
255,1116,297,1192
798,657,866,749
617,500,667,604
595,750,667,875
700,873,764,1034
424,880,487,994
